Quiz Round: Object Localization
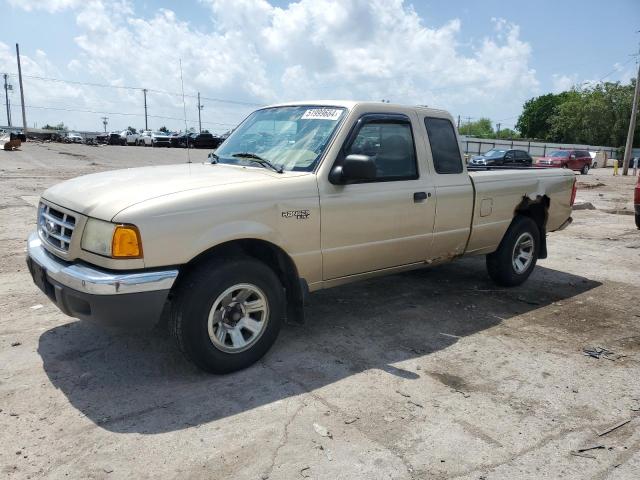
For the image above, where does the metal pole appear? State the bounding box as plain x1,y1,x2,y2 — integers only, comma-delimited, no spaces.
197,92,202,133
3,73,11,127
143,88,148,131
101,116,108,133
457,115,460,129
15,44,27,135
622,61,640,175
496,123,501,138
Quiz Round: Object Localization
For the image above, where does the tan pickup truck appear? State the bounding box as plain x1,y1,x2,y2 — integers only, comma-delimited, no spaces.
26,101,576,373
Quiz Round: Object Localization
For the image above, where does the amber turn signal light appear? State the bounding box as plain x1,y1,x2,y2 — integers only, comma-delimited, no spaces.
112,225,143,258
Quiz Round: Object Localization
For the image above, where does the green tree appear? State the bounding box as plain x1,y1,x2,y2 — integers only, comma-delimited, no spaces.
495,128,519,139
515,93,571,140
158,126,169,133
127,126,137,134
547,82,639,146
42,122,66,131
458,118,494,137
517,80,639,146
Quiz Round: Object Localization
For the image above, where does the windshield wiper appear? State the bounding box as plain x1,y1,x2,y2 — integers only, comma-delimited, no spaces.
232,152,283,173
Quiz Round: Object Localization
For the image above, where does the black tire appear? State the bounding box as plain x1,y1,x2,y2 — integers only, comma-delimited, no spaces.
486,216,540,287
170,256,284,374
635,213,640,230
581,164,589,175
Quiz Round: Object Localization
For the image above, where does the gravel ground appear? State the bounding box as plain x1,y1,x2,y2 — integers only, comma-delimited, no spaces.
1,142,639,480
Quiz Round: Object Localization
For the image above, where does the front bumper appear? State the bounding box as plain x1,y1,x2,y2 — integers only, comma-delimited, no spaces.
26,232,178,327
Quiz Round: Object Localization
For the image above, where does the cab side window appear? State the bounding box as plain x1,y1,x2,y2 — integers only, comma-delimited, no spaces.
424,117,463,174
345,120,418,181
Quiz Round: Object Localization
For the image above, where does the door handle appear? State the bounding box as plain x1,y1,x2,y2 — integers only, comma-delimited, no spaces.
413,192,428,202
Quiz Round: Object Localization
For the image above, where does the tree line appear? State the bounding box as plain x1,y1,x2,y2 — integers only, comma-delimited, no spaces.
515,80,638,147
458,79,638,149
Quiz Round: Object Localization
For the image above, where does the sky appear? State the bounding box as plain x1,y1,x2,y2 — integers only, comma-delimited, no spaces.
1,0,638,133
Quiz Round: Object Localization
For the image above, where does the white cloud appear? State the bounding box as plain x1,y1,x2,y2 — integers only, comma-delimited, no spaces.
5,0,540,131
7,0,83,12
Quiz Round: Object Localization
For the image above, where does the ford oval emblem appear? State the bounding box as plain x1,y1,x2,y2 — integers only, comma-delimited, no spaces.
46,219,56,233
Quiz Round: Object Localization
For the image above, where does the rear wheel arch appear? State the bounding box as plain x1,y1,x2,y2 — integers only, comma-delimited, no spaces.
514,196,549,259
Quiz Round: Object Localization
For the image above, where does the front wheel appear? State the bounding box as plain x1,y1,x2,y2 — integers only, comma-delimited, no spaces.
170,257,284,374
581,164,589,175
486,216,540,287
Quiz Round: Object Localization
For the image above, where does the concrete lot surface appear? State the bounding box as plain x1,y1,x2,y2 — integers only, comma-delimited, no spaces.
1,143,639,479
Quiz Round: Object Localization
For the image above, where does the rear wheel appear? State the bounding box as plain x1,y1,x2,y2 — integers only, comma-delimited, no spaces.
581,164,589,175
486,216,540,286
170,256,284,374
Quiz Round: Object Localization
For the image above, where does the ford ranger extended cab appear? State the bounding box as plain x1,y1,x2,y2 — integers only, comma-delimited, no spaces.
26,101,576,373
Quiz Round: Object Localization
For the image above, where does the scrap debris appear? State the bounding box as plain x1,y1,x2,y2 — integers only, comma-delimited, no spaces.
582,346,624,361
313,423,332,439
570,444,605,458
597,418,632,437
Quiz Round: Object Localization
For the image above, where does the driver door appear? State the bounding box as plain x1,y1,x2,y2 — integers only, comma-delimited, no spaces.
319,113,436,280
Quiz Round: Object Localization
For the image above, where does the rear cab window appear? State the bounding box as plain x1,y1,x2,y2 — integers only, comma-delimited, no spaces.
423,117,463,174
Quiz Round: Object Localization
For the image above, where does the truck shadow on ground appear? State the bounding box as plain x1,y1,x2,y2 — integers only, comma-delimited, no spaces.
38,256,601,434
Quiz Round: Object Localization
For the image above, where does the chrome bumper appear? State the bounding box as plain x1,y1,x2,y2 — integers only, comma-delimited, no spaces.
27,232,178,295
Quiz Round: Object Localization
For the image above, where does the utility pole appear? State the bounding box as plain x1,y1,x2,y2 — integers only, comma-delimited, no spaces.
3,73,11,127
457,115,460,129
496,123,501,137
197,92,203,133
101,116,108,133
143,88,148,131
622,59,640,175
15,44,27,135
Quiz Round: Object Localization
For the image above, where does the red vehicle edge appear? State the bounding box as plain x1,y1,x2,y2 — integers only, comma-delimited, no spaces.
535,149,592,175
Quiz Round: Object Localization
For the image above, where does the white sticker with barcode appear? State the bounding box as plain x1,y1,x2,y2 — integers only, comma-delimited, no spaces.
301,108,342,120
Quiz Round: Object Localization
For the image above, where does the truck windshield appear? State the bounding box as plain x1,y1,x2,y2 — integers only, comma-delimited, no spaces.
214,106,346,172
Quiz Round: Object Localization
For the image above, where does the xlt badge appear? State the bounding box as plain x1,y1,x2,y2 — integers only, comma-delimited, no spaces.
282,209,310,220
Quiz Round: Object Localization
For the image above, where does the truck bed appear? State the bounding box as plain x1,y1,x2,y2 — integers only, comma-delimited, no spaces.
465,168,575,255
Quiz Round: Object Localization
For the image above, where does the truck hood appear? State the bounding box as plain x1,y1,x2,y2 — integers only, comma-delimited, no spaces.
42,163,291,220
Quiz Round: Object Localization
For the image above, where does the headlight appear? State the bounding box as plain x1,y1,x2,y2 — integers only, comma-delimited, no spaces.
81,218,143,258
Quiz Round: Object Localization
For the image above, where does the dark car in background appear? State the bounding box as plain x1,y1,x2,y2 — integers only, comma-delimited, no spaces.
188,132,224,149
107,132,126,145
535,149,592,174
468,148,533,167
170,132,224,149
170,132,187,148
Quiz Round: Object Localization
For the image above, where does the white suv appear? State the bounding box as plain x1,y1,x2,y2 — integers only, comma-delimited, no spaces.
138,130,171,147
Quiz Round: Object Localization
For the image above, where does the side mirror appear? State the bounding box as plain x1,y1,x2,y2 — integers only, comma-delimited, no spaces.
330,154,377,184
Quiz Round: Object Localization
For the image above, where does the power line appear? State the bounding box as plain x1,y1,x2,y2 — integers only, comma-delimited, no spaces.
2,101,238,127
595,56,636,84
3,72,263,107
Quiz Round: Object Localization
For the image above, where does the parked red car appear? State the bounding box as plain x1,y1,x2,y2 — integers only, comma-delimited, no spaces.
535,149,592,174
635,174,640,229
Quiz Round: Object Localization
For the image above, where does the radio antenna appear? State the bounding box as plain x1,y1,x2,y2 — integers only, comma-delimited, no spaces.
179,59,191,164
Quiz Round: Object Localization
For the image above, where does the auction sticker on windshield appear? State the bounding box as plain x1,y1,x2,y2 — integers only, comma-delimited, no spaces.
301,108,343,120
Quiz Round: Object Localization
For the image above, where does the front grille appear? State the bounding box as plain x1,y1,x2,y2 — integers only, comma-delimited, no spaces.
38,203,76,252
